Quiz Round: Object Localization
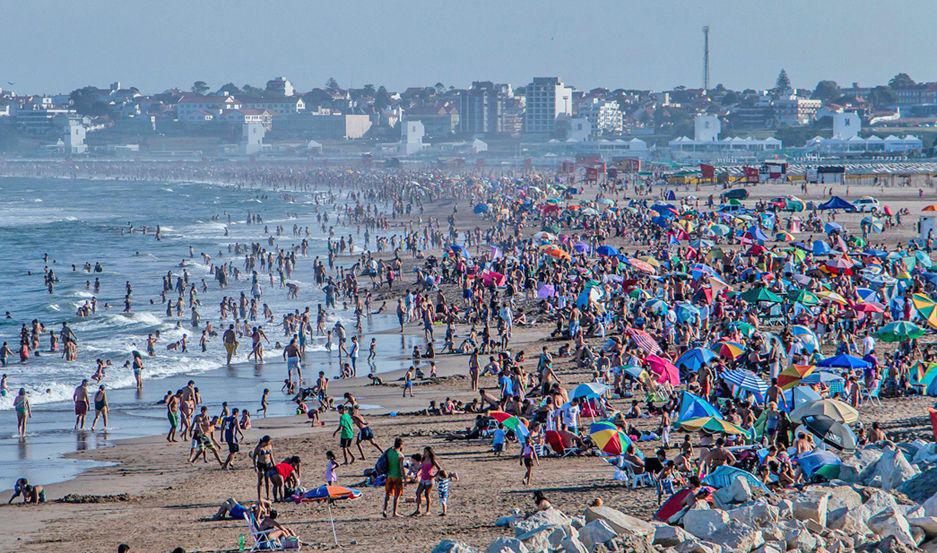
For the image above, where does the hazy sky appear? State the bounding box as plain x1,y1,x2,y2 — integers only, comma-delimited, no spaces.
4,1,935,95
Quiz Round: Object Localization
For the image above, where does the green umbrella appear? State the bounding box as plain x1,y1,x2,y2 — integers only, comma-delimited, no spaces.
875,321,926,343
787,289,820,306
739,286,783,304
728,321,757,337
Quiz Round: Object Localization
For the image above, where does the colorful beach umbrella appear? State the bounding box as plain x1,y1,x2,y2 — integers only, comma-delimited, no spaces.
721,369,768,395
590,427,637,456
712,340,745,360
626,327,662,354
875,321,926,343
571,382,609,400
912,293,937,329
675,347,718,372
645,354,680,385
778,364,815,391
680,416,749,436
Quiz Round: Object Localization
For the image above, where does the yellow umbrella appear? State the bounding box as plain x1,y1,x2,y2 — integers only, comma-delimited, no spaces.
680,416,750,436
817,290,848,305
638,255,662,268
913,293,937,329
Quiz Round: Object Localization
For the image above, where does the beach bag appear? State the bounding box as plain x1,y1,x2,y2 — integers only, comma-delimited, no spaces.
374,449,389,476
282,536,301,549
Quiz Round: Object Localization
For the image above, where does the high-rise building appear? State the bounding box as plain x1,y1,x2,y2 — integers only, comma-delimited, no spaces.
523,77,572,137
459,81,506,136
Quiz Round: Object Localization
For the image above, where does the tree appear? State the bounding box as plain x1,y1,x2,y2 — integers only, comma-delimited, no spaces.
69,86,113,116
375,86,391,111
217,83,242,96
191,81,209,95
775,69,791,92
241,84,265,97
812,80,840,101
888,73,915,89
325,77,339,90
870,86,897,107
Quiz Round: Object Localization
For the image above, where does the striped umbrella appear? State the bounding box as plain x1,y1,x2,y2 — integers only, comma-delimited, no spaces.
712,340,746,360
912,293,937,329
590,427,638,456
626,328,662,354
778,364,815,391
680,416,750,436
721,369,768,395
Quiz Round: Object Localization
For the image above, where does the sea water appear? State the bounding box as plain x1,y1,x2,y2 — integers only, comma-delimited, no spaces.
0,177,419,489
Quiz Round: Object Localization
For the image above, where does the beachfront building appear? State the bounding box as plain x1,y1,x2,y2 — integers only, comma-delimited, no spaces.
239,97,305,116
775,94,822,126
668,114,782,161
176,95,241,122
524,77,573,137
579,98,624,137
804,112,924,157
242,121,265,155
458,81,507,136
63,117,87,154
399,120,427,156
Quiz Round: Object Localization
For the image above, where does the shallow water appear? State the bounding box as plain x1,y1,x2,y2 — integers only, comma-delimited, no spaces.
0,177,416,489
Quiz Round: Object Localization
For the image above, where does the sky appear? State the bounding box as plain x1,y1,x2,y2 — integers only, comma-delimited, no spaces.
3,1,936,95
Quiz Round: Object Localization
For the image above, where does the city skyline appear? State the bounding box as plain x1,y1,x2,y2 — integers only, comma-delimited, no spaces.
5,0,937,95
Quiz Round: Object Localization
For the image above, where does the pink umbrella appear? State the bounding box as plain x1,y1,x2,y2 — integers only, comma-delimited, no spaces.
645,354,680,385
626,328,662,354
480,270,506,286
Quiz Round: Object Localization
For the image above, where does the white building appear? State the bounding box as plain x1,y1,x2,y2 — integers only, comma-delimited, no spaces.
580,99,623,136
399,120,427,156
242,121,265,155
64,118,87,154
804,112,923,156
668,114,781,160
566,117,592,142
775,94,822,126
523,77,573,136
176,95,240,122
265,77,295,97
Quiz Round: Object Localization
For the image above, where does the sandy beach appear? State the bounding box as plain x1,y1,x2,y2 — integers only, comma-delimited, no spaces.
1,169,936,553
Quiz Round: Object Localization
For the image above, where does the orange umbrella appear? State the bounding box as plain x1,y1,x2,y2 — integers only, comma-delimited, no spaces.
778,364,815,391
924,204,937,212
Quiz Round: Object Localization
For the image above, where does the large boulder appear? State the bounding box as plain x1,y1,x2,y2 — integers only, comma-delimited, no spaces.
708,520,765,553
863,447,920,491
514,507,571,536
486,537,528,553
910,516,937,538
727,499,779,527
792,491,830,527
713,475,754,506
912,442,937,465
579,519,618,551
560,535,588,553
653,524,694,547
683,508,729,538
584,505,655,537
433,541,478,553
859,488,903,520
838,462,862,484
596,534,655,553
868,506,917,546
678,542,723,553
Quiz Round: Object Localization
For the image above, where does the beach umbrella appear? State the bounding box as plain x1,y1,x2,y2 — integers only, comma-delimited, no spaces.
543,246,570,261
644,298,670,315
801,371,845,387
674,302,700,323
799,414,857,453
680,416,749,436
596,198,615,207
626,327,662,354
746,225,768,242
675,347,717,372
712,340,745,360
776,231,795,242
627,257,657,274
707,224,730,236
824,222,843,234
852,302,884,314
596,245,619,257
536,284,556,299
778,364,815,391
812,240,831,256
571,382,609,400
618,365,646,380
912,293,937,329
721,369,768,395
923,204,937,212
727,321,757,337
817,290,848,306
628,288,651,299
590,427,637,456
690,238,715,249
533,231,556,241
787,289,820,306
487,411,530,438
645,354,680,385
876,321,926,343
790,399,859,424
739,286,783,304
817,354,869,370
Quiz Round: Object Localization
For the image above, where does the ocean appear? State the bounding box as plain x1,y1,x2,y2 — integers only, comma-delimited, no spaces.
0,176,417,489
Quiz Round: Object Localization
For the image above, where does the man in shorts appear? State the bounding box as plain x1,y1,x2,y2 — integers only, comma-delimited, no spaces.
332,405,355,464
382,437,405,517
351,405,382,460
223,324,238,366
222,407,244,469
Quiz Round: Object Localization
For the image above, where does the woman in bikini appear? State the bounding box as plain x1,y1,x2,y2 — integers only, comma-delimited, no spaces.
252,435,275,501
411,446,442,516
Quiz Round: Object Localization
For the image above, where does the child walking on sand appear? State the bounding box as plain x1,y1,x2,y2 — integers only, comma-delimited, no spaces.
324,450,339,485
403,367,414,398
435,470,458,516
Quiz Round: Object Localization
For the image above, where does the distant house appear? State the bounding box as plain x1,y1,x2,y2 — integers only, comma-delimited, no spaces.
176,95,240,122
222,108,273,129
239,97,305,116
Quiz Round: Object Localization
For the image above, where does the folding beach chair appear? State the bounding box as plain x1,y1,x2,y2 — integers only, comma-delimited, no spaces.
611,456,654,489
862,371,886,406
245,511,284,552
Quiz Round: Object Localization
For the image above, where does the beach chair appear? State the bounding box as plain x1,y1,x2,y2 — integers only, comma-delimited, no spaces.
613,457,654,489
245,511,284,552
862,374,885,406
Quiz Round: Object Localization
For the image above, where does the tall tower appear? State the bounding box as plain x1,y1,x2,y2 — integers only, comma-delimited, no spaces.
702,26,710,92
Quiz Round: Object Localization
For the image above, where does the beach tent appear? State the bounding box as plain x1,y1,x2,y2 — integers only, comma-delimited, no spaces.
702,465,770,494
677,392,723,422
655,487,715,523
797,449,842,481
571,382,609,400
818,196,855,211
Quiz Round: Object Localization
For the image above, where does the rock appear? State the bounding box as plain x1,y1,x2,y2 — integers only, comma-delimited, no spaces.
714,475,754,506
912,443,937,465
584,505,655,537
838,462,861,484
727,499,779,526
863,447,920,491
914,526,928,546
433,540,478,553
754,544,783,553
857,535,920,553
518,528,553,552
514,507,571,537
856,447,885,472
597,534,656,553
868,506,916,546
792,492,830,527
708,520,765,553
910,516,937,538
786,527,819,551
560,535,588,553
776,498,793,519
579,519,618,551
682,508,730,538
906,468,937,505
495,515,516,528
486,537,528,553
653,524,694,547
859,488,902,519
678,541,723,553
825,485,864,512
571,515,586,530
827,506,874,537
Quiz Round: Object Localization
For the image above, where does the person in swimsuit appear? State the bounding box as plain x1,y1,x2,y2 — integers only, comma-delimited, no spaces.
90,384,108,431
73,379,90,430
252,435,275,501
13,388,30,437
131,351,144,389
166,391,180,442
351,406,382,460
411,446,442,516
223,324,238,366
